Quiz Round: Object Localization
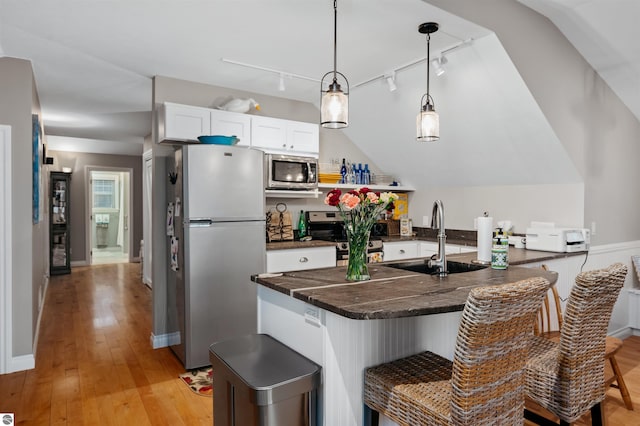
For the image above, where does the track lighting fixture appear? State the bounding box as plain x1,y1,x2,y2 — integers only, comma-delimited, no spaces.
385,73,397,92
431,56,447,77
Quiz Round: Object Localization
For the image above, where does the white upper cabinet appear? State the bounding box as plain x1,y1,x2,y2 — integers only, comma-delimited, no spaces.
159,102,211,143
286,120,320,154
158,103,318,154
210,109,251,147
251,116,319,155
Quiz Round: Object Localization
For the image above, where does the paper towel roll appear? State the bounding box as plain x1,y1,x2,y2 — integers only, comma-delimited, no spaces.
476,216,493,262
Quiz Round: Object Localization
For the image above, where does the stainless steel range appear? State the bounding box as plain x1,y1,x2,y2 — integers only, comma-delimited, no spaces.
305,211,386,265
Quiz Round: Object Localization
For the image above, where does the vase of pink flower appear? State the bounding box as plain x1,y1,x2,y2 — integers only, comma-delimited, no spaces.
324,187,397,281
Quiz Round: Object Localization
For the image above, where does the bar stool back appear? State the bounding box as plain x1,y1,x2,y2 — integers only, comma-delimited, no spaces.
525,262,628,425
364,276,550,426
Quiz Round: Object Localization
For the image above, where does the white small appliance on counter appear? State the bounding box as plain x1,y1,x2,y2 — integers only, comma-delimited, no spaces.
525,224,590,253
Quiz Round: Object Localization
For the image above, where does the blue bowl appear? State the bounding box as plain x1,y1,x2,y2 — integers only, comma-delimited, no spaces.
197,135,239,145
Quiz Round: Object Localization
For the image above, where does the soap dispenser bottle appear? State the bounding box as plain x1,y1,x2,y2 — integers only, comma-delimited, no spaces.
491,228,509,269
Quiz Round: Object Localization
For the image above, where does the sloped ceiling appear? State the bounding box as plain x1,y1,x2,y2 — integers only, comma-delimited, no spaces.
518,0,640,121
3,0,630,187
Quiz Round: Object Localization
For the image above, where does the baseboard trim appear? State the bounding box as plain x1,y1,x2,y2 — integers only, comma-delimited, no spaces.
150,331,180,349
589,240,640,255
9,354,35,373
609,326,633,340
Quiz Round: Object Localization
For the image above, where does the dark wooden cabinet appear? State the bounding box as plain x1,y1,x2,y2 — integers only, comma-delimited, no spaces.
50,171,71,275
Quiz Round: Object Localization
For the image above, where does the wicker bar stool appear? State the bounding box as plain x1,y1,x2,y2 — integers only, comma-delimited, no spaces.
363,277,550,426
524,262,628,426
534,265,634,411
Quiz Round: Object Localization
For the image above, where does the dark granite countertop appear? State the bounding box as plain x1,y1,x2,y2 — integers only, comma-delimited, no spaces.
253,249,570,320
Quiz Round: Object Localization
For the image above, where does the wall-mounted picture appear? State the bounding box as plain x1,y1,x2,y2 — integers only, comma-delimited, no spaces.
32,114,40,224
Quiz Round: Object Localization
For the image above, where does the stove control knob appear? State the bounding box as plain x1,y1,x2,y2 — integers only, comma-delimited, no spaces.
340,242,348,250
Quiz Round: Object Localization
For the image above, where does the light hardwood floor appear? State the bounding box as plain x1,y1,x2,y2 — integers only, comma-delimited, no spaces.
0,263,212,425
1,262,639,425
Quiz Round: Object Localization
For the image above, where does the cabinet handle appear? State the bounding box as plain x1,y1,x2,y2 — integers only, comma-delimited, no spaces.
282,143,287,148
399,249,405,254
290,145,294,149
299,257,309,263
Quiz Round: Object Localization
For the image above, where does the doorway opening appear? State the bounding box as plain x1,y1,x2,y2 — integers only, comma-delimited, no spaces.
86,167,133,265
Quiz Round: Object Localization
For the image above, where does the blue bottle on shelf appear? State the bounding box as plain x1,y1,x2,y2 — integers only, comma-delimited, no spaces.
363,164,371,185
340,158,347,184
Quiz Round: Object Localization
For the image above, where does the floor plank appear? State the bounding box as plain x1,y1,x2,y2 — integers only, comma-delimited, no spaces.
0,263,212,425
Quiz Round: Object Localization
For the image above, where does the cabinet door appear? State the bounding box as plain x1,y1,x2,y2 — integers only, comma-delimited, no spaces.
286,120,319,154
161,103,211,142
251,116,287,152
383,241,419,261
266,247,336,273
210,109,251,146
419,242,438,258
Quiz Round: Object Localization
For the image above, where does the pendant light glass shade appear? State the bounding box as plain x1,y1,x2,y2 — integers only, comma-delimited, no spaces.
321,74,349,128
321,0,348,129
416,22,439,142
417,94,439,142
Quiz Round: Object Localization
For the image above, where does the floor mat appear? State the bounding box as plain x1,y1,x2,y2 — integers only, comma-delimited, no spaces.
179,367,213,396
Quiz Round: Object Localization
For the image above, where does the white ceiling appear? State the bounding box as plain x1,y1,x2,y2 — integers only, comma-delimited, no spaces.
0,0,637,186
0,0,486,154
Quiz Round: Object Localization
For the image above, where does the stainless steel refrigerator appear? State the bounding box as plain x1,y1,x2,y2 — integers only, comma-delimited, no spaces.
170,144,265,369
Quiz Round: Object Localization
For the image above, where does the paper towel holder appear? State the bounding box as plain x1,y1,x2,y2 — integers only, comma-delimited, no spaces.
472,212,493,265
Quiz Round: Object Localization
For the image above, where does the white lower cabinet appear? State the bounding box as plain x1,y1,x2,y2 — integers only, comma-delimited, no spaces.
383,241,419,261
266,246,336,273
385,240,477,261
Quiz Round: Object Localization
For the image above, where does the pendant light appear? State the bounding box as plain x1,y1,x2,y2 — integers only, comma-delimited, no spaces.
321,0,349,129
416,22,440,142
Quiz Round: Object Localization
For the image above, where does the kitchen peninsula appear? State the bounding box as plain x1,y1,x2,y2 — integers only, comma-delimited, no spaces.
253,252,560,426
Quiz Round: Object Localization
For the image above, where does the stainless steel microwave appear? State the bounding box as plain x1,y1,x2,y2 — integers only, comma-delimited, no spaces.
265,154,318,190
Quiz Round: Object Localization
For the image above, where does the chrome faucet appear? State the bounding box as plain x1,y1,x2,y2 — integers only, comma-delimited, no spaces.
428,200,448,277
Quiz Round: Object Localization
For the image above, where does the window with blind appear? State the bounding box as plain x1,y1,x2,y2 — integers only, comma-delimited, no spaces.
93,179,116,208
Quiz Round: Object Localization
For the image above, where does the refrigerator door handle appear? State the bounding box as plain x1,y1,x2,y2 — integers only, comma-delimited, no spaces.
186,219,214,227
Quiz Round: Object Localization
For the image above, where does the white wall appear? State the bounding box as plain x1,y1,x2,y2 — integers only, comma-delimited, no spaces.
424,0,640,246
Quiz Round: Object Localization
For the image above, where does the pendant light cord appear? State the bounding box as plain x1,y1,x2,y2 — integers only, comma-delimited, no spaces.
333,0,338,82
426,32,431,102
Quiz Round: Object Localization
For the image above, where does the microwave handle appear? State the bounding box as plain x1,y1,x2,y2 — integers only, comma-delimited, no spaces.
308,162,317,183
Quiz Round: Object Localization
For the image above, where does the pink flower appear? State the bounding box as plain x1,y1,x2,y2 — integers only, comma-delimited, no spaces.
340,193,361,210
366,192,379,203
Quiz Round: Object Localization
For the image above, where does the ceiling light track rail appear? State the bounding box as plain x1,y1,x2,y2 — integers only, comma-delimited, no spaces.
352,38,474,89
220,58,321,83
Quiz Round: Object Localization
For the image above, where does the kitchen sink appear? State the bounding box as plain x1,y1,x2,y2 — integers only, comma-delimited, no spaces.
385,259,487,275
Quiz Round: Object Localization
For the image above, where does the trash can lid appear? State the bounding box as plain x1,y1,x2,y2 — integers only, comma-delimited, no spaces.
209,334,320,399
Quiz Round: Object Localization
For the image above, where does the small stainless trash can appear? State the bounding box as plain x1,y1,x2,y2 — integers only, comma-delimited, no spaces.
209,333,321,426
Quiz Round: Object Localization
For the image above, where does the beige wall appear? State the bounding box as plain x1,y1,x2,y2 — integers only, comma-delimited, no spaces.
0,57,46,359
